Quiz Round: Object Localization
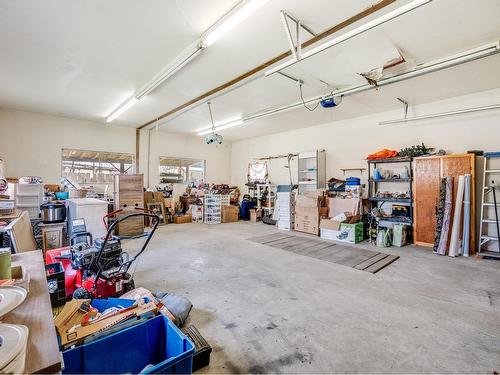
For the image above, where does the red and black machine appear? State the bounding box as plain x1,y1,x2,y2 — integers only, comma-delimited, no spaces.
46,211,159,299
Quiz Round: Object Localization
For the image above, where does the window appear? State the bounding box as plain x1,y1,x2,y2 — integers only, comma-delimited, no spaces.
159,157,205,184
61,149,135,190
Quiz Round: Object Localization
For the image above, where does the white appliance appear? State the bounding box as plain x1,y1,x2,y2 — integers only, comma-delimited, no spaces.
67,198,108,241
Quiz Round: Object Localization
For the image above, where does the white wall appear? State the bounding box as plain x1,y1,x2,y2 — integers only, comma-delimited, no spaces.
230,88,500,190
0,109,136,183
0,109,231,192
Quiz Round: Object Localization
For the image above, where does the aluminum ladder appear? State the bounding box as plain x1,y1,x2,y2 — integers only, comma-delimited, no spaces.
478,152,500,258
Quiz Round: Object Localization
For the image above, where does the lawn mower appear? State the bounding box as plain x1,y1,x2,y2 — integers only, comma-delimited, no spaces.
45,211,159,299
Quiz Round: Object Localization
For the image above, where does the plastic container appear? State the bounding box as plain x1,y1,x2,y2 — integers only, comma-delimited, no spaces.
0,248,12,279
62,315,195,374
16,206,40,219
55,191,69,200
91,298,135,312
45,262,66,307
15,183,43,196
240,199,255,221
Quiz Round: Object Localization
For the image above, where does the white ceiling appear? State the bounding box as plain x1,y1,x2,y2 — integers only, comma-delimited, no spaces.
0,0,499,141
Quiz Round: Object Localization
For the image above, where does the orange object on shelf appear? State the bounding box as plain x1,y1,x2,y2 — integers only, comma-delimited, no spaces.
366,148,398,160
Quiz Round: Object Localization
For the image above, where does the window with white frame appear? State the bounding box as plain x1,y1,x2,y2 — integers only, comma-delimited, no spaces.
159,157,205,184
61,149,135,191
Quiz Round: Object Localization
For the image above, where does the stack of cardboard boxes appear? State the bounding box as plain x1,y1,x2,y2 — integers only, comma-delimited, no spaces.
276,192,295,231
249,208,262,222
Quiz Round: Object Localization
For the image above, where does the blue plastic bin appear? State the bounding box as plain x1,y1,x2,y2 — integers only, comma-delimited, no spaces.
62,315,195,374
91,298,135,312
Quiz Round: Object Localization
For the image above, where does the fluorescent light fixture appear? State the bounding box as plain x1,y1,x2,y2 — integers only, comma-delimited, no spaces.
265,0,433,76
197,118,244,136
204,0,269,47
106,42,203,122
106,96,138,123
135,42,204,100
195,116,242,132
378,103,500,126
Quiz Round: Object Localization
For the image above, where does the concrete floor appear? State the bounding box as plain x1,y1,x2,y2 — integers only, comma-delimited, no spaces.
126,222,500,374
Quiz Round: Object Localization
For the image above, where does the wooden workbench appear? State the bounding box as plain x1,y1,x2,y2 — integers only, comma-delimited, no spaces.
2,250,62,373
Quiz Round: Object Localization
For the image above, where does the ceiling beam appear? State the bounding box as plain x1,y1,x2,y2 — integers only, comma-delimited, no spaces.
137,0,396,130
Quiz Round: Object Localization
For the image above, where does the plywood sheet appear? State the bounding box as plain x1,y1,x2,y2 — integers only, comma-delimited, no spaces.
441,154,475,251
414,157,441,246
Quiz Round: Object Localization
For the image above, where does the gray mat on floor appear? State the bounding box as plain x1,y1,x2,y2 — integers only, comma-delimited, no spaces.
247,232,399,273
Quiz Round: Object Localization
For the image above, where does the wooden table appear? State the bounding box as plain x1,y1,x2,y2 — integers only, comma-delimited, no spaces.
3,250,62,373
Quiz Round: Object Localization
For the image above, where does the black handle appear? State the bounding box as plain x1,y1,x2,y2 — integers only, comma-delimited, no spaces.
70,232,93,246
90,212,160,296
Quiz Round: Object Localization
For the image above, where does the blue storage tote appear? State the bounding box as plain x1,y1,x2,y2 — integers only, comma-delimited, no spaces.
62,315,195,374
91,298,135,312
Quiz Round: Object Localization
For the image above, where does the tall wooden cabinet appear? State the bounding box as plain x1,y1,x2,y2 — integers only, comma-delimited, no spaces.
114,174,145,236
413,154,475,252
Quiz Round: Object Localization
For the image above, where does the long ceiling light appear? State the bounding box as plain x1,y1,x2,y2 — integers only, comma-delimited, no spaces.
135,42,204,100
106,97,138,123
265,0,432,77
203,0,269,47
194,41,500,134
106,0,269,123
197,118,244,135
106,42,204,123
378,103,500,125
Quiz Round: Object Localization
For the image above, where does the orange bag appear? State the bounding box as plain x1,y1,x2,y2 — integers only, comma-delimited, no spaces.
366,148,398,160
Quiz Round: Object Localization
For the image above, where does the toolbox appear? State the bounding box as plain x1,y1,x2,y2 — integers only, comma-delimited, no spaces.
182,325,212,372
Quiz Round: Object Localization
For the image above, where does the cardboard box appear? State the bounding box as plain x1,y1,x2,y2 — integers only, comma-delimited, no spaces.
320,220,364,243
339,222,364,243
319,207,329,219
320,217,343,231
173,214,192,224
145,191,166,205
164,198,176,210
249,208,262,222
303,189,327,198
294,206,320,235
323,212,362,231
327,197,360,218
222,205,239,223
296,194,326,209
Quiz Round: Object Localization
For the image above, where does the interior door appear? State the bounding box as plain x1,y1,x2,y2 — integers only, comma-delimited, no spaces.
413,157,441,246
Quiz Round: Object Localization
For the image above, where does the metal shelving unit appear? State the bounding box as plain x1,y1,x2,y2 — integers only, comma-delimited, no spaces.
368,158,414,241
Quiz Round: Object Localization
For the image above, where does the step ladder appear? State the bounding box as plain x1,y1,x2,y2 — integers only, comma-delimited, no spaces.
478,152,500,258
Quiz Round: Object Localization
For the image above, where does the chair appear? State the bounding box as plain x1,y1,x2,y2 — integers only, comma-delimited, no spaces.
5,211,37,252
